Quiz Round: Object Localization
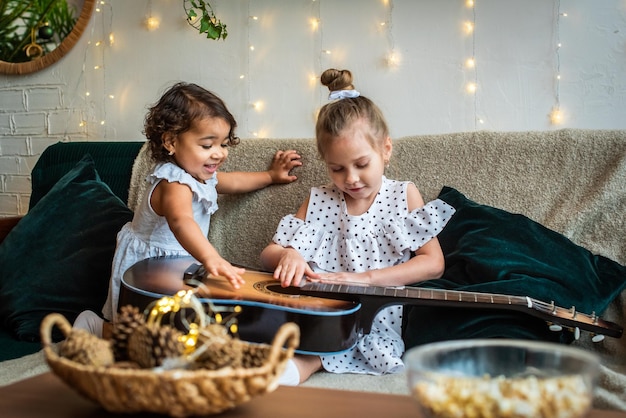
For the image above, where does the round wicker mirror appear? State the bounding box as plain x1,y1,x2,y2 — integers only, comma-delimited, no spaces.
0,0,95,76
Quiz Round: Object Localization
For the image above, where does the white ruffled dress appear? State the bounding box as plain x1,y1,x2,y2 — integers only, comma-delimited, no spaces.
102,162,218,321
273,176,455,375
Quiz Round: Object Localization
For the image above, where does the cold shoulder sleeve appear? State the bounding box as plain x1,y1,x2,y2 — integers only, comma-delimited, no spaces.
272,193,456,273
149,163,218,216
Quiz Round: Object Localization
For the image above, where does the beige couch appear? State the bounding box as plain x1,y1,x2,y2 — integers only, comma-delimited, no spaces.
126,128,626,409
1,129,624,410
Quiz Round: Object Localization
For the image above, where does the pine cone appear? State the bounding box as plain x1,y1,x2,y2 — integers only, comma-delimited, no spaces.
111,305,146,361
240,343,269,369
127,323,185,368
59,329,114,367
192,324,243,370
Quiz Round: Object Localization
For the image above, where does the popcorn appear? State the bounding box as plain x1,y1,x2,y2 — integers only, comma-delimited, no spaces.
412,373,592,418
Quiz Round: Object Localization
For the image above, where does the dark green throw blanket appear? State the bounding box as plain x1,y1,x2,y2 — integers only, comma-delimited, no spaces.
403,187,626,347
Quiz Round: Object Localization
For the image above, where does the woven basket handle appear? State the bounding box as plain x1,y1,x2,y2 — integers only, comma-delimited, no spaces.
40,313,73,348
266,322,300,364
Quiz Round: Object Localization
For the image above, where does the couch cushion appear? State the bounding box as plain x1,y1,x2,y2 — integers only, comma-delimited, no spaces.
403,186,626,347
0,154,133,343
29,141,144,209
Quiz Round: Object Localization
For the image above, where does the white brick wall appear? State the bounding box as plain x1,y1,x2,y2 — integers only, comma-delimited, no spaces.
0,85,87,217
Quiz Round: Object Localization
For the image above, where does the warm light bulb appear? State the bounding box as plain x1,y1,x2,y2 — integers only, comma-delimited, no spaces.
466,57,475,68
239,74,245,79
550,108,563,124
253,101,264,111
310,18,320,30
464,21,474,34
145,16,160,31
466,0,475,7
387,50,401,68
109,33,115,45
249,45,255,51
323,49,332,55
466,82,477,94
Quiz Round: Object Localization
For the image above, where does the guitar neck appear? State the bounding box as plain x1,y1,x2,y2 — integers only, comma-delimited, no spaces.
299,282,623,339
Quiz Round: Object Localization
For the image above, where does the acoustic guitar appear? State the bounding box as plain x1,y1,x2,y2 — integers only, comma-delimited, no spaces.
119,256,623,355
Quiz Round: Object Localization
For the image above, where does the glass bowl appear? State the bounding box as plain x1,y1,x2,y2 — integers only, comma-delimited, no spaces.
404,339,600,418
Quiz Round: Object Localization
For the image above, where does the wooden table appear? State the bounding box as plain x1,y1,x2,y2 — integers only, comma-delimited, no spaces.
1,372,625,418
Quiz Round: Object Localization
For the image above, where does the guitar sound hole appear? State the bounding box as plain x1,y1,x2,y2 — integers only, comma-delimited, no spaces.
253,281,302,298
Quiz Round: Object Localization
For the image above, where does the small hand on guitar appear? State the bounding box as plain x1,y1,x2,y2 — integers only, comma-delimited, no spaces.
199,252,246,290
269,247,321,287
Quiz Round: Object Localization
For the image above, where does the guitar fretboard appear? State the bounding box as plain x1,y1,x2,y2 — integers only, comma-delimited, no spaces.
300,282,623,338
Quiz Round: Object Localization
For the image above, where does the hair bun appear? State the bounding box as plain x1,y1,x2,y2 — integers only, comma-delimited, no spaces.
321,68,355,92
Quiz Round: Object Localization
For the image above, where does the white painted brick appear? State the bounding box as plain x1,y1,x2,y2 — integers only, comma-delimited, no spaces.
0,194,19,215
48,109,86,135
30,137,61,155
26,87,62,111
0,156,30,175
0,89,25,112
13,112,46,136
22,155,40,174
0,114,12,135
0,137,29,156
18,194,30,215
5,175,31,193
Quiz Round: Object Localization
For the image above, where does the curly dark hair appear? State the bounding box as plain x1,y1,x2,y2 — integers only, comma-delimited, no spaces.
143,82,240,163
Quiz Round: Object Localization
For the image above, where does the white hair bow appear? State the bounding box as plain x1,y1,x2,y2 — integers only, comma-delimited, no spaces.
328,89,361,100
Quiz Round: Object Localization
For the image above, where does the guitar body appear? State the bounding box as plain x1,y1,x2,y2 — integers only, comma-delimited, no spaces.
119,256,361,354
120,256,622,356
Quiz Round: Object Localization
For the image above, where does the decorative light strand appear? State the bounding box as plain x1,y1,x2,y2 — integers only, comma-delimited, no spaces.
465,0,481,128
311,0,322,114
246,0,258,137
551,0,564,125
383,0,399,69
145,0,160,31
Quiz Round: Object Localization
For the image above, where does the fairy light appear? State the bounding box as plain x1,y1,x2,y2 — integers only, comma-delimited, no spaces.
383,0,399,69
145,16,160,31
551,0,565,125
144,0,159,30
465,0,481,128
253,101,264,111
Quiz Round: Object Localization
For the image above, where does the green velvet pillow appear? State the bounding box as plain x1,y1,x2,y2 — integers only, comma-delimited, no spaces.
403,186,626,348
0,154,133,342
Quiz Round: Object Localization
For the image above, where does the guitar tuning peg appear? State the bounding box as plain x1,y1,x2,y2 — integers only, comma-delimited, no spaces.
548,323,563,332
591,334,605,343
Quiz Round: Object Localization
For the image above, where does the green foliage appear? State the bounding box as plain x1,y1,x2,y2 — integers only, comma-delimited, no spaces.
0,0,78,63
185,0,227,41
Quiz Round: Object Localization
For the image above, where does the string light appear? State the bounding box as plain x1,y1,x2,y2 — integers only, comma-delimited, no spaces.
551,0,565,125
383,0,399,69
145,0,159,31
465,0,481,128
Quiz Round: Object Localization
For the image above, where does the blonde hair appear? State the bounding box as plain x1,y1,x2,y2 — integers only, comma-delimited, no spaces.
316,69,389,159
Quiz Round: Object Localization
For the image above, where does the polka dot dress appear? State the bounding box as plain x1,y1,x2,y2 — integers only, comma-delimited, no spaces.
273,176,455,375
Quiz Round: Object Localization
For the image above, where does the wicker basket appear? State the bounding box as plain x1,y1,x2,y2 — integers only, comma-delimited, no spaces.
41,313,300,417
